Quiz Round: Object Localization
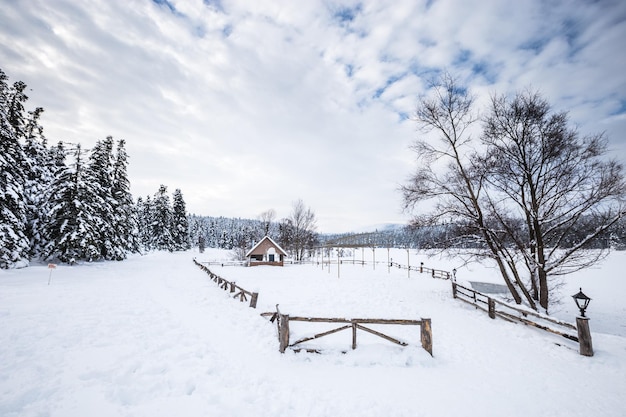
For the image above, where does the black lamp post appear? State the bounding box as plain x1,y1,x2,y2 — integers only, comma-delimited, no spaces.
572,288,591,317
571,288,594,356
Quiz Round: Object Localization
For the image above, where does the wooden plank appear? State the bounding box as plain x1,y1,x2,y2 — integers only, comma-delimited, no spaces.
278,314,290,353
456,291,489,306
355,318,422,325
496,310,578,342
493,299,576,330
455,282,576,331
576,317,594,356
249,292,259,309
488,298,496,319
454,295,490,313
420,318,432,356
289,317,422,325
491,311,517,323
355,324,408,346
290,325,352,346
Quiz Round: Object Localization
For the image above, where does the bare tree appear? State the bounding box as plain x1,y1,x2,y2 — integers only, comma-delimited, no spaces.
403,73,626,312
288,199,318,261
258,209,276,236
401,72,527,306
482,90,626,311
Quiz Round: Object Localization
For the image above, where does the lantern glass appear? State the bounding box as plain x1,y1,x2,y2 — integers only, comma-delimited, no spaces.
572,288,591,317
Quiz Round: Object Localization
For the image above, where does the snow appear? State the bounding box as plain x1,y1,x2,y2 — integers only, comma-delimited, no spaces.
1,248,625,417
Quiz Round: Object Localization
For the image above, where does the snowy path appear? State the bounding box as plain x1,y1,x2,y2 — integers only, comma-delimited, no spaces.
1,250,625,417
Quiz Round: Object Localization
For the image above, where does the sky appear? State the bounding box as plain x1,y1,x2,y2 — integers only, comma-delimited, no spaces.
1,0,625,233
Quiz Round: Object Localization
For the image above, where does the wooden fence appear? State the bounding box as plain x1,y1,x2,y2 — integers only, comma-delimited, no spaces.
196,260,247,267
389,261,451,279
315,258,451,280
193,259,259,308
451,281,578,342
261,307,433,356
194,255,589,354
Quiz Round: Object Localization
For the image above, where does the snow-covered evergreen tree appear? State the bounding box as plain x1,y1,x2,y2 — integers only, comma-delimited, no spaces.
171,188,190,251
151,185,174,251
22,107,55,257
0,70,30,268
50,141,67,168
136,196,152,251
6,79,28,139
42,144,105,263
88,136,117,259
112,139,139,256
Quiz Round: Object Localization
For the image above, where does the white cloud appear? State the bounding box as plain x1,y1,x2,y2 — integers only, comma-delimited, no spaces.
1,0,624,233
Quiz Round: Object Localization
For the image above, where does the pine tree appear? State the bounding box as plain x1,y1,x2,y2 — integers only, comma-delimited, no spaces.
42,144,105,263
6,79,28,139
136,196,153,251
151,185,174,251
88,136,117,259
0,69,30,268
112,139,139,256
171,188,190,251
50,141,67,168
22,107,55,257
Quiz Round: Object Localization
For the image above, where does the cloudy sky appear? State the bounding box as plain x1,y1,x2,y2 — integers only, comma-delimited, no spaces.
1,0,625,233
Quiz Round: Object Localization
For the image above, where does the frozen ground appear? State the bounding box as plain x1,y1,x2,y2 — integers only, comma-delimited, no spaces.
1,248,624,417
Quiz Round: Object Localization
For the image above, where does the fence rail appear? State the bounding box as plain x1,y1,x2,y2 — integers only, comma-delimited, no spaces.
451,281,578,342
389,261,451,279
314,258,452,280
196,260,247,267
193,259,258,308
261,307,433,356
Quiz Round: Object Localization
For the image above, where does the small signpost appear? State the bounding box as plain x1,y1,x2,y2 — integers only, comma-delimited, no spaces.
47,263,56,285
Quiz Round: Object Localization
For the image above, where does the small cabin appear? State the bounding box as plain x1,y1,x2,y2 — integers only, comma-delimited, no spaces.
246,236,287,267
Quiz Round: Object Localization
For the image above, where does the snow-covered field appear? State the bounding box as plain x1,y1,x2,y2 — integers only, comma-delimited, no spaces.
1,248,625,417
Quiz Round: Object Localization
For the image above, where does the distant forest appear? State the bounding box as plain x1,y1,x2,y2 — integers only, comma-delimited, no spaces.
187,214,626,253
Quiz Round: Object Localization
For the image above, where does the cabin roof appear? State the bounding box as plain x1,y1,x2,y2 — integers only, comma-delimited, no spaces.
245,236,288,257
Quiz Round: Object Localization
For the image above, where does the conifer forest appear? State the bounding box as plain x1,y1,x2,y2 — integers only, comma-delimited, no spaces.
0,68,189,268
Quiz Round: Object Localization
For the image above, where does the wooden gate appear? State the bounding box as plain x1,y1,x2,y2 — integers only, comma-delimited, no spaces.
263,308,432,356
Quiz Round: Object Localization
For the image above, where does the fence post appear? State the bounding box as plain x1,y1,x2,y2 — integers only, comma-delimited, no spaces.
352,322,357,350
278,314,290,353
420,318,433,356
372,247,376,270
420,262,423,273
407,249,410,279
230,282,236,293
575,317,594,357
249,292,259,309
452,281,458,298
488,298,496,319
